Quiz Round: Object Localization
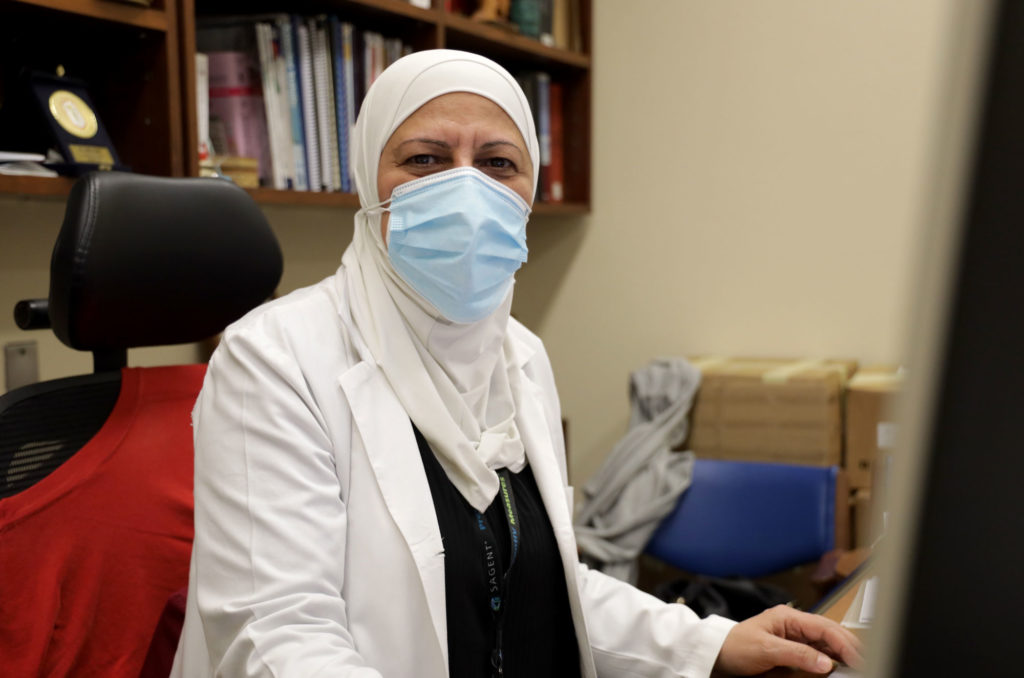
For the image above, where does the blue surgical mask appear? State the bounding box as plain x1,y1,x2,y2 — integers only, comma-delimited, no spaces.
372,167,531,323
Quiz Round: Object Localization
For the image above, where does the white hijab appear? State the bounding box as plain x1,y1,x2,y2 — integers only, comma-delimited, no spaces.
342,49,541,512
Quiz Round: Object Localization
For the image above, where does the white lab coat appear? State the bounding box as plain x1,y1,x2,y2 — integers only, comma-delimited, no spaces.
171,268,735,678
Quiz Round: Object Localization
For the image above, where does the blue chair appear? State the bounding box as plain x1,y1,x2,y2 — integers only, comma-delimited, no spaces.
645,459,849,578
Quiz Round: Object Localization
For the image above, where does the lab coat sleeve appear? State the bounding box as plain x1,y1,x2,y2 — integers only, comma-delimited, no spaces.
190,320,381,678
578,564,737,678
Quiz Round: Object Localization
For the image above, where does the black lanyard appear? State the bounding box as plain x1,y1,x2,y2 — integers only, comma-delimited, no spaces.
475,469,521,678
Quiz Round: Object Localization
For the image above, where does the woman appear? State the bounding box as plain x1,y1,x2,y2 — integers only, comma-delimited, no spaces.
172,49,860,677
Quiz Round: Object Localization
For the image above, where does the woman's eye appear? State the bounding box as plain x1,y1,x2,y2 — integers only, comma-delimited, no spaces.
406,154,439,166
481,157,517,172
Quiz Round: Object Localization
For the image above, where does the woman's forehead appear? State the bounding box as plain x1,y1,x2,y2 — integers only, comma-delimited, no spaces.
387,93,525,147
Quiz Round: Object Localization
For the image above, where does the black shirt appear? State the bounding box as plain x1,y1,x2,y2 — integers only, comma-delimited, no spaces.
414,425,581,678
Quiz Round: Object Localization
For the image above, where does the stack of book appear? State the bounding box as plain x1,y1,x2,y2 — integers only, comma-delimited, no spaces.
197,15,412,193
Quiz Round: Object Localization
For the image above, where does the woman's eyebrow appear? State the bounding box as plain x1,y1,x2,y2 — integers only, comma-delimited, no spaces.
394,137,523,155
396,138,450,150
480,140,524,154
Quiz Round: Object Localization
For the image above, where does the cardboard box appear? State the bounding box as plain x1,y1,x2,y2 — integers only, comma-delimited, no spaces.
689,357,857,466
844,366,903,490
850,488,875,549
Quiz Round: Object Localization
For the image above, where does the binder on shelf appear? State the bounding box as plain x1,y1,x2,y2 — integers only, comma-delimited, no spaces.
330,17,353,193
255,22,289,189
316,17,342,192
277,15,309,191
309,17,337,192
342,23,358,193
294,20,321,192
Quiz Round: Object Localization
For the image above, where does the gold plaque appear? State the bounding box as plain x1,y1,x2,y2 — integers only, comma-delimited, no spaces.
68,144,115,166
48,90,99,139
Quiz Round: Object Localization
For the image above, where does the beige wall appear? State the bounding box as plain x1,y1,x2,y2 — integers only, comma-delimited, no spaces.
514,0,964,489
1,0,964,494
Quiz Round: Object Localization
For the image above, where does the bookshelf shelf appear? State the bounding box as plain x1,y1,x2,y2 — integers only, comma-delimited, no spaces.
247,187,361,208
532,200,589,216
343,0,437,23
8,0,171,32
0,174,76,198
242,188,587,215
440,12,590,70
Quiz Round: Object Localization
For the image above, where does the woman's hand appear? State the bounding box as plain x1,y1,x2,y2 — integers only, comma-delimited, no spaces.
714,605,863,675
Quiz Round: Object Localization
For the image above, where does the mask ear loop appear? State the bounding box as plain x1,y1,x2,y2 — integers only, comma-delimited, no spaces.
356,198,393,248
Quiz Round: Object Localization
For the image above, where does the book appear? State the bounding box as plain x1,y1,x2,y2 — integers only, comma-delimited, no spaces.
271,25,298,189
384,37,404,68
510,0,542,39
294,20,321,191
277,15,309,191
363,31,384,92
351,28,366,123
206,50,272,186
340,22,358,193
535,71,551,202
315,16,342,192
551,0,570,50
195,53,210,162
255,22,288,189
329,17,353,193
547,81,564,202
539,0,554,46
309,17,336,192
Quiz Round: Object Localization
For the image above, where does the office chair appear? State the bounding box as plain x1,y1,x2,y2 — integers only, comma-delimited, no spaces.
644,459,849,579
0,171,282,677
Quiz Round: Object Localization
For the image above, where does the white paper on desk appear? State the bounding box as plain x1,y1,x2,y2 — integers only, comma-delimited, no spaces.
840,576,878,630
0,161,58,177
859,576,878,624
0,151,46,162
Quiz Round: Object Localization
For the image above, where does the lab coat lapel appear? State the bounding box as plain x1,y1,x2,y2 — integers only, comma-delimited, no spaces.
514,361,599,678
338,360,448,669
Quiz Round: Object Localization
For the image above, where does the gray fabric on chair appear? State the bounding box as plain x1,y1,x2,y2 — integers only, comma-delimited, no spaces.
574,358,700,583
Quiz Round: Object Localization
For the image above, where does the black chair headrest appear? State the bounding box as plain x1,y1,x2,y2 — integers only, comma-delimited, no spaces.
46,172,282,352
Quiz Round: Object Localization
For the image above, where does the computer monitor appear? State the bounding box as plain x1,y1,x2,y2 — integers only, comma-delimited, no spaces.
868,1,1024,675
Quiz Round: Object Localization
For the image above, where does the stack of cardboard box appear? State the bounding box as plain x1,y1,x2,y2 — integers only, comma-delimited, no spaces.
689,357,857,466
685,357,903,551
844,366,903,548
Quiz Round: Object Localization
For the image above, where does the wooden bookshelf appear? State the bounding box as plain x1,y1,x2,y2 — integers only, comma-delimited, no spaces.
181,0,591,211
0,1,591,212
0,0,184,193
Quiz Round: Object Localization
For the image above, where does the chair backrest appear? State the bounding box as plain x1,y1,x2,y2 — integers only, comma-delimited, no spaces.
1,171,282,494
0,171,282,678
644,459,849,578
